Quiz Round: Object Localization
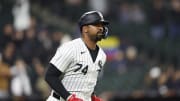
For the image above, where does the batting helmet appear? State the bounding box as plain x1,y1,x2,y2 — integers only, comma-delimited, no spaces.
78,11,109,39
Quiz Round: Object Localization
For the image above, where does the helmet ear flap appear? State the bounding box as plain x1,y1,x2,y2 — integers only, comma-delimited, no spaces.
102,26,108,39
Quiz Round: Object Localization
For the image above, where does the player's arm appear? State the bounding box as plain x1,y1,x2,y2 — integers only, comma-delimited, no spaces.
45,63,70,99
45,63,83,101
45,44,83,101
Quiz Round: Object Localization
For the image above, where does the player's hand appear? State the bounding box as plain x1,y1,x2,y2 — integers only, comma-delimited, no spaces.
67,94,83,101
91,95,102,101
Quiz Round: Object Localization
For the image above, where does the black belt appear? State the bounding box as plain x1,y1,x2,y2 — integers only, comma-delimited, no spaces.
53,92,60,100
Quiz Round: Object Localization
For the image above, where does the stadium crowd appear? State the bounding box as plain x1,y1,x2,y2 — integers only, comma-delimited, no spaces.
0,0,180,101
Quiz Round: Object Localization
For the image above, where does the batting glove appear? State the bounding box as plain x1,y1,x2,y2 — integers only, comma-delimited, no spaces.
91,95,102,101
67,94,83,101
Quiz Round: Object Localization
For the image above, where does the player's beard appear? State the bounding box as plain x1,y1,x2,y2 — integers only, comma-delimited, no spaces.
96,32,105,40
88,32,104,42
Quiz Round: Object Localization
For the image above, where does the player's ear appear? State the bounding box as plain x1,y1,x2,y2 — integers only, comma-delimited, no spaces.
82,26,88,33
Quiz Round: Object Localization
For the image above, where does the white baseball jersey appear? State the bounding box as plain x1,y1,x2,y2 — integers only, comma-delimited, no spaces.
47,38,106,101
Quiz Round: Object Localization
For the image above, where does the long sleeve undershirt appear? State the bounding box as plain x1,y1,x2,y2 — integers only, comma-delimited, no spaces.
45,63,70,100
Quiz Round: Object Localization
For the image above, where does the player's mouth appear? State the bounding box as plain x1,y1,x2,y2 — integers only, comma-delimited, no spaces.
97,33,104,38
97,33,103,35
97,31,103,35
97,33,104,40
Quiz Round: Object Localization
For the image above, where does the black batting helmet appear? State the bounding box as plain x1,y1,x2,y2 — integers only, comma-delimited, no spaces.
78,11,109,38
78,11,109,27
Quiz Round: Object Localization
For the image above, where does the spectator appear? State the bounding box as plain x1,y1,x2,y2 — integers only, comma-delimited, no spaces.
10,58,32,101
2,42,16,66
50,31,64,55
173,70,180,91
12,30,25,56
12,0,31,31
0,53,12,100
37,29,52,64
149,0,166,41
130,3,145,24
112,49,127,74
32,58,50,100
125,45,143,70
144,65,162,97
37,29,52,51
158,65,177,97
0,24,14,52
168,0,180,40
21,28,43,64
117,2,131,25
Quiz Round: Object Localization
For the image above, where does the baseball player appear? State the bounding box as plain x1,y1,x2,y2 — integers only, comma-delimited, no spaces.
45,11,109,101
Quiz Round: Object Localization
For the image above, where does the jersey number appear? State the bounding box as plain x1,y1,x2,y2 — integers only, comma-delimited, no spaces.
74,63,88,75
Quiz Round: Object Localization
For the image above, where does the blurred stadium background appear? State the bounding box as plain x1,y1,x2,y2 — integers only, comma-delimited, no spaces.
0,0,180,101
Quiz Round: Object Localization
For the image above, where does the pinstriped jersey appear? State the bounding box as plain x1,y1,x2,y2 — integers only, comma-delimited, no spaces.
50,38,106,101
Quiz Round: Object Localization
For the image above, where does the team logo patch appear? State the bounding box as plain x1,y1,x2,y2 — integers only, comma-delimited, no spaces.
97,60,103,72
98,60,103,69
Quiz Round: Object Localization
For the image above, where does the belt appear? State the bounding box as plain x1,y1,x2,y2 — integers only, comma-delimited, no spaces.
53,92,60,100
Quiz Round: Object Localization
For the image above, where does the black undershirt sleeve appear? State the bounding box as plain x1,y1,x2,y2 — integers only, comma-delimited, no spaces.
45,63,71,100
